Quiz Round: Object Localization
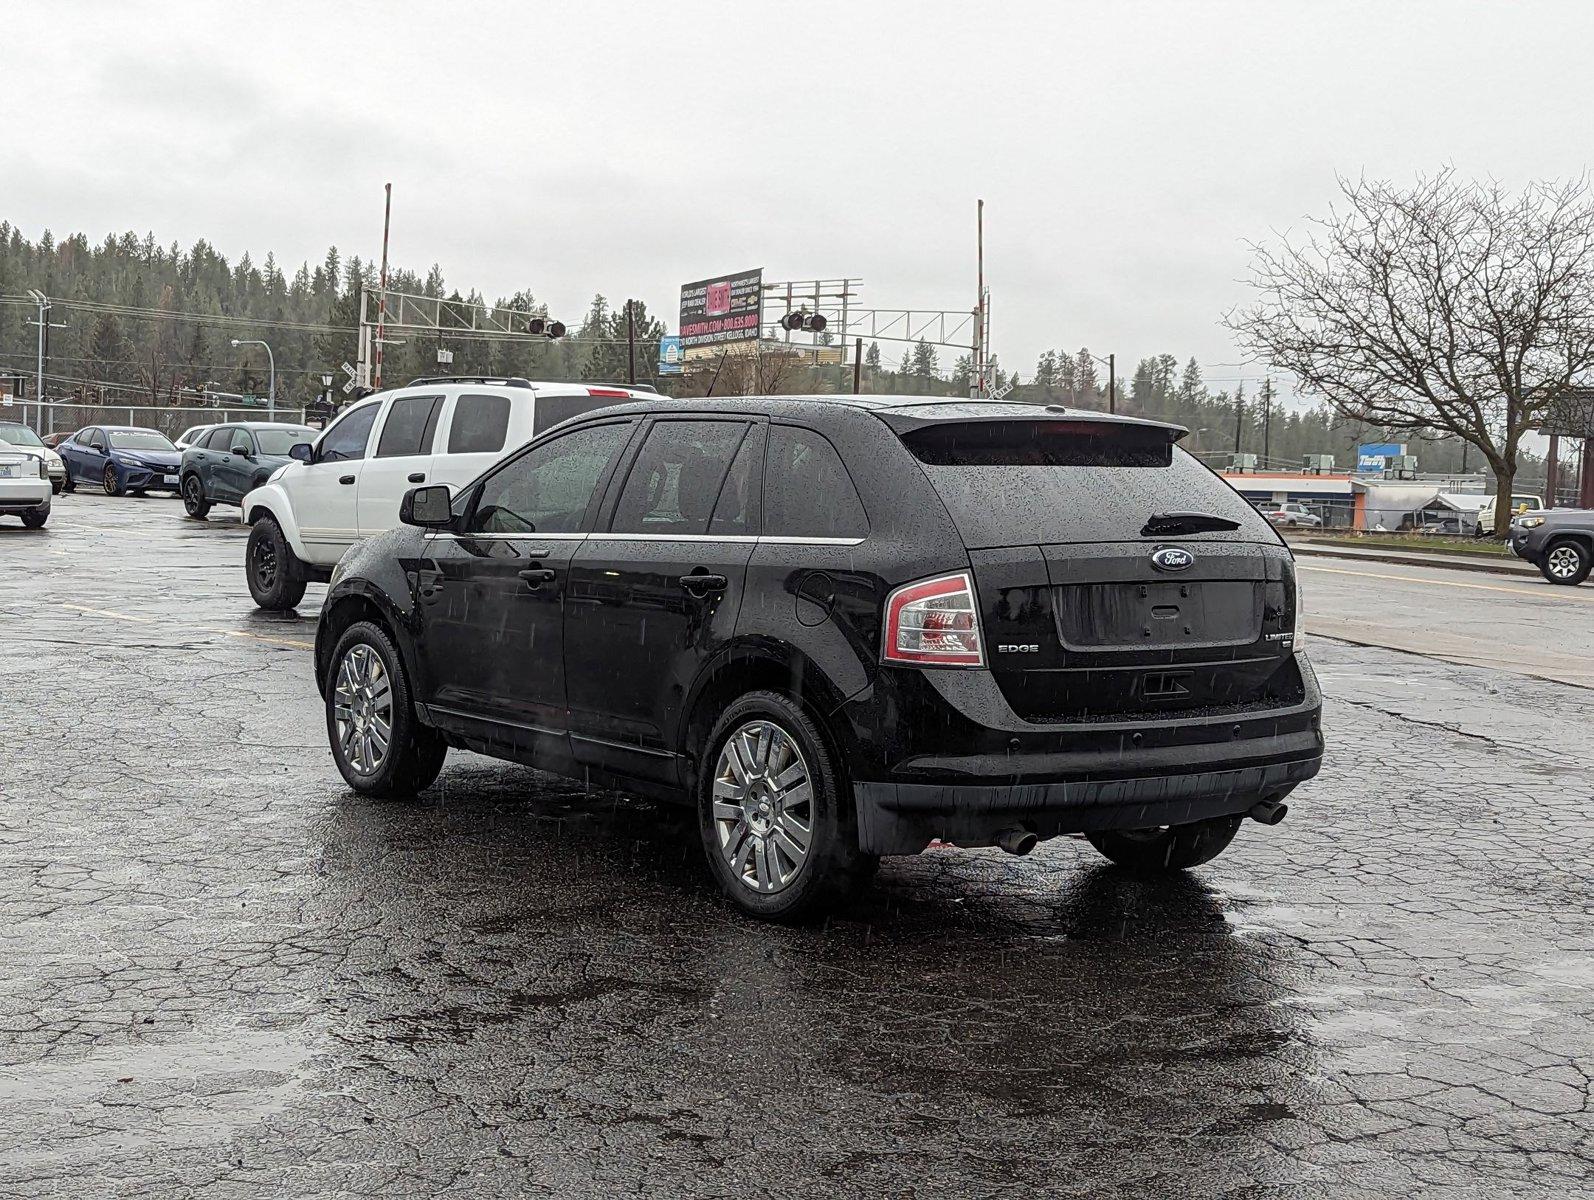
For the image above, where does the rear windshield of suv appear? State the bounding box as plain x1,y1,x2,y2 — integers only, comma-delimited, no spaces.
898,419,1271,548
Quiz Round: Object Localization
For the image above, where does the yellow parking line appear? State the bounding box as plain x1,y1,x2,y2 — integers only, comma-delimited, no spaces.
59,602,313,649
1298,562,1594,601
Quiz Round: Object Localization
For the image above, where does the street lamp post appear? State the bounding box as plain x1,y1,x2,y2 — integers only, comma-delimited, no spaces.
230,338,275,420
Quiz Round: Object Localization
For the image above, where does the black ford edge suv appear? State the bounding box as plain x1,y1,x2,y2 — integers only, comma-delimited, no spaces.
314,397,1323,919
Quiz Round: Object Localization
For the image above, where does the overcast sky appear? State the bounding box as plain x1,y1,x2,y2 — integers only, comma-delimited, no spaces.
11,0,1594,403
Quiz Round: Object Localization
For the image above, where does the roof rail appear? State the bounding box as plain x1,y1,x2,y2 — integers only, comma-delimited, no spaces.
405,376,534,388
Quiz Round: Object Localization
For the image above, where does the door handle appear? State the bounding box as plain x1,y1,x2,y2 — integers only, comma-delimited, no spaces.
408,472,425,483
339,475,356,485
679,573,728,595
518,567,557,589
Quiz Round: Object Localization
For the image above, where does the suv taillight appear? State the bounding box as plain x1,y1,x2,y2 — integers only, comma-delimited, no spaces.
882,571,984,667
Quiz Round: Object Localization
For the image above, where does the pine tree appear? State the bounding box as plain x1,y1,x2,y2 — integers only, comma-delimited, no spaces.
1074,348,1099,406
1033,349,1059,396
1178,357,1205,405
910,339,938,379
865,342,881,371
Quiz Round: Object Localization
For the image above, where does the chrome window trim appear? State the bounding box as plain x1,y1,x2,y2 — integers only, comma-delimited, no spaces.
427,531,864,547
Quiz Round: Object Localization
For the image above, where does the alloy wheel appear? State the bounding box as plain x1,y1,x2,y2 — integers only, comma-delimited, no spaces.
1548,545,1582,580
711,720,814,894
252,536,278,590
103,465,118,495
184,477,204,514
333,644,393,776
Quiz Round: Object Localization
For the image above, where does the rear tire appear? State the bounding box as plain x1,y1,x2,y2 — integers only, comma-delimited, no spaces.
183,474,212,519
697,690,877,921
1540,539,1591,586
246,515,308,610
1086,814,1243,875
22,509,47,529
325,620,447,797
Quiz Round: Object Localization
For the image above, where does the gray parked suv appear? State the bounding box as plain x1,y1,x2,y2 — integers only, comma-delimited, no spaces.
1509,509,1594,584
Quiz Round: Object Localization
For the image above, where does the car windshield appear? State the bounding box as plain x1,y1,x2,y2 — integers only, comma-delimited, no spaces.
254,427,315,456
108,430,177,451
0,423,45,448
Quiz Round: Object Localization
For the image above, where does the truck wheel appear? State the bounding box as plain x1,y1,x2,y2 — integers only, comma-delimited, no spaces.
326,620,447,796
1086,814,1243,874
1540,540,1591,586
183,475,212,519
246,515,308,610
698,690,876,921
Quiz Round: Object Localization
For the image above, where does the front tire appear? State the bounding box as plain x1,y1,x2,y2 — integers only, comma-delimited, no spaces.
697,690,876,921
51,479,61,495
183,474,212,519
246,516,308,610
60,467,74,494
1086,814,1243,875
102,464,123,496
326,621,447,796
1540,539,1591,586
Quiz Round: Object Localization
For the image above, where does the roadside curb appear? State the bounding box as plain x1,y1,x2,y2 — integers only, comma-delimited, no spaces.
1290,542,1538,578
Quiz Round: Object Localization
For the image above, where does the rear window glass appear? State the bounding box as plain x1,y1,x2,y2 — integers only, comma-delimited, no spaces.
376,395,442,458
533,393,606,435
449,394,511,454
899,419,1269,549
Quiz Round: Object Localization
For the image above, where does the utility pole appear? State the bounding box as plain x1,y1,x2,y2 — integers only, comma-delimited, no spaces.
1233,381,1246,454
625,300,636,385
973,199,985,398
1107,353,1116,414
25,290,66,434
374,182,392,390
853,337,863,395
1261,376,1274,463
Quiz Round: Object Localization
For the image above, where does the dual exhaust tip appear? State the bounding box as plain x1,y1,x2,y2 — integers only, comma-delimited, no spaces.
991,798,1287,857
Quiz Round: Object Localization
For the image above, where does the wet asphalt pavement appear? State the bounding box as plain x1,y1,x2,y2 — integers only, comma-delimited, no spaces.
2,495,1591,1199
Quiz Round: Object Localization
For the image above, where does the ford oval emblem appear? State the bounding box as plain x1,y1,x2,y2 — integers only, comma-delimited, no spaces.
1151,546,1195,572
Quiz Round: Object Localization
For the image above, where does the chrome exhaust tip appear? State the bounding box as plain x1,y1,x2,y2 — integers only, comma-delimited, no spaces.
994,826,1038,856
1248,798,1288,826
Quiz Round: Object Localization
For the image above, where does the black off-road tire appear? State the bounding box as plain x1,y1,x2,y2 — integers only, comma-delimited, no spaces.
325,620,447,797
697,690,877,921
183,474,212,519
246,515,308,611
1086,814,1244,875
1539,539,1591,586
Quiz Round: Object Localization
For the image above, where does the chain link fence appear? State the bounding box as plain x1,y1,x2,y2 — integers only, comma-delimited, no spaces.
2,401,312,440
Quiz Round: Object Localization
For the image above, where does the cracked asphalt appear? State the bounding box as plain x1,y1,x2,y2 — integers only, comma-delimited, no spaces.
2,494,1591,1199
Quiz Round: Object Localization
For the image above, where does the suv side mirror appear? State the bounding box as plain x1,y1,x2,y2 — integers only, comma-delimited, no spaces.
401,484,453,528
231,444,252,458
289,442,313,462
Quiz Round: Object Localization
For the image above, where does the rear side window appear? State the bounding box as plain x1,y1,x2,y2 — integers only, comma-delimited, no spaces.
610,421,747,536
203,427,235,450
709,425,763,536
763,425,867,539
899,418,1269,548
533,393,606,436
376,395,442,458
449,393,511,454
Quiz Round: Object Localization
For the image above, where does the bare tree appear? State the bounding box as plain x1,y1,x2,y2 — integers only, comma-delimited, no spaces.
677,345,809,398
1227,170,1594,533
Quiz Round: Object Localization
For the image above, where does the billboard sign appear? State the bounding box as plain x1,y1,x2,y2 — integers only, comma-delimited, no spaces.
679,268,763,351
657,335,683,375
1544,388,1594,438
1356,442,1405,472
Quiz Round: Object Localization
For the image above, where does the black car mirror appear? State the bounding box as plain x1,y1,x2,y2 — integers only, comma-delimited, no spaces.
401,484,453,528
289,442,313,462
231,445,252,458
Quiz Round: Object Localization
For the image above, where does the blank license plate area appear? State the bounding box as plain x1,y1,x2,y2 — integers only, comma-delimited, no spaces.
1054,580,1259,648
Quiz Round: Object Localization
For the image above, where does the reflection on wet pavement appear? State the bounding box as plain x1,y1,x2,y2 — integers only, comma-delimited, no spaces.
1,494,1590,1197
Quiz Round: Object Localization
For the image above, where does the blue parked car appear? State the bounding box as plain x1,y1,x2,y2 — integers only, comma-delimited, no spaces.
59,426,182,496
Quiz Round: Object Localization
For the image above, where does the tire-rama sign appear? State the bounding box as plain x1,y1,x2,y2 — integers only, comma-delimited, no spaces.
679,268,763,351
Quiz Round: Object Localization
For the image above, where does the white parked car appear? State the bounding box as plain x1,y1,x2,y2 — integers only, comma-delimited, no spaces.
175,423,217,451
0,420,66,493
240,377,657,609
0,442,52,527
1261,502,1323,529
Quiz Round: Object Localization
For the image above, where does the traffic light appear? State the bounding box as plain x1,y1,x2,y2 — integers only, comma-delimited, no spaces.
526,317,567,339
780,310,827,333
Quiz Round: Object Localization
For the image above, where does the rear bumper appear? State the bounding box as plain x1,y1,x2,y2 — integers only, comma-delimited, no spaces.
0,481,51,510
841,650,1324,855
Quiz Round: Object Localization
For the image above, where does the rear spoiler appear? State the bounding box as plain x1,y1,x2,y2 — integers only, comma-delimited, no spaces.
875,408,1188,442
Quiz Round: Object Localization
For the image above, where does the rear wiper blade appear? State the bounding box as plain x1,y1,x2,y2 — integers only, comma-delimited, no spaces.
1141,511,1241,536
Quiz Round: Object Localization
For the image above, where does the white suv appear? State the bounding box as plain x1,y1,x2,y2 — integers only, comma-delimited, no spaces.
240,378,656,609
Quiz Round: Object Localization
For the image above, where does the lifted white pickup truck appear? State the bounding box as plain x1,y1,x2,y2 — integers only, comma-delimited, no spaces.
240,378,655,609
